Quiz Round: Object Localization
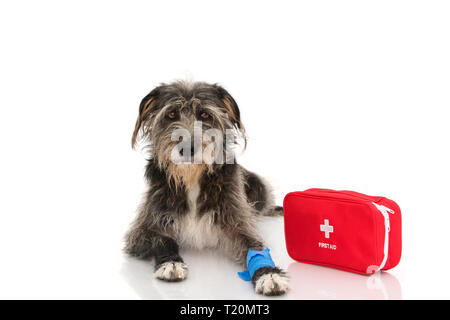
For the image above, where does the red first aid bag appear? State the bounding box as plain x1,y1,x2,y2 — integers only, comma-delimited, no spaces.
283,189,401,275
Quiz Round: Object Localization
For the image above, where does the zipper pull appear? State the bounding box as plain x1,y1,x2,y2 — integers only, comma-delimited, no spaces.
372,202,394,232
372,202,395,215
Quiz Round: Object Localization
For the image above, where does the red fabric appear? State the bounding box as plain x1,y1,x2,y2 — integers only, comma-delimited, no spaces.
283,189,402,275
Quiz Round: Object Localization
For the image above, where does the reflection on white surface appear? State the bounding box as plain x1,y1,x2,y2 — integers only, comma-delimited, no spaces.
288,262,402,300
120,215,402,300
120,217,293,300
121,249,402,300
121,249,272,300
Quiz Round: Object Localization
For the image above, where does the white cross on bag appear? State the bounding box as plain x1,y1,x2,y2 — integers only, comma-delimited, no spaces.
320,219,334,238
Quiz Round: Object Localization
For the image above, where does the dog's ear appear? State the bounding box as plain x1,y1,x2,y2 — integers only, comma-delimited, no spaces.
214,85,244,131
214,84,247,149
131,87,160,149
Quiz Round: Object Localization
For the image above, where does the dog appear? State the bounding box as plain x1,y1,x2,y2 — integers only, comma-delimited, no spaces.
124,81,289,296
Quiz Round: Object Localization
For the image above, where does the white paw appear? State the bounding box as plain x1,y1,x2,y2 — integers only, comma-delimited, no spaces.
255,272,289,296
154,261,188,282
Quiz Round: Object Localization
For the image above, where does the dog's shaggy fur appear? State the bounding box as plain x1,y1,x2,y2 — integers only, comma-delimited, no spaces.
124,81,289,295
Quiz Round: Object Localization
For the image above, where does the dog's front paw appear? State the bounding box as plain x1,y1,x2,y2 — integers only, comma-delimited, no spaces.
154,261,188,282
253,267,289,296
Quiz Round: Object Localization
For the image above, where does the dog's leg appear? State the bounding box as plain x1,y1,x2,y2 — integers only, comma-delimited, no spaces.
125,228,188,282
225,229,289,296
246,247,290,296
251,266,289,296
153,236,188,282
242,168,283,216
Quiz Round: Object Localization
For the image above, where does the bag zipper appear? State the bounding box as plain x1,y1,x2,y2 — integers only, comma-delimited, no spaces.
372,202,395,271
305,188,384,203
289,193,373,205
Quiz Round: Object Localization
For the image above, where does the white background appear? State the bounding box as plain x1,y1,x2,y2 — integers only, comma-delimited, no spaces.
0,1,449,299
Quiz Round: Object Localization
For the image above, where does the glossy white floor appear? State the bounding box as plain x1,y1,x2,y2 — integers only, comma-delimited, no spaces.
120,217,404,300
0,203,421,300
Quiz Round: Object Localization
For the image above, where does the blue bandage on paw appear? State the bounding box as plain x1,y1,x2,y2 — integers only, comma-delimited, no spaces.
237,248,275,281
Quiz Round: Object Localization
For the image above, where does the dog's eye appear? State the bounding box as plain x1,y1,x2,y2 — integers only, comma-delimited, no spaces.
167,111,177,119
200,112,210,119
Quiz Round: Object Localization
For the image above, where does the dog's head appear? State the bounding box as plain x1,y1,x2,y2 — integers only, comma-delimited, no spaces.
132,81,245,186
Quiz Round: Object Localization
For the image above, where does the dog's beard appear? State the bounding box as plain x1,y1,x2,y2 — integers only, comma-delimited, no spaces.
156,143,214,190
166,162,206,189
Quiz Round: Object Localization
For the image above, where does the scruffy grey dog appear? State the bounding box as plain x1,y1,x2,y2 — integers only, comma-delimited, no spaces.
124,81,289,296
